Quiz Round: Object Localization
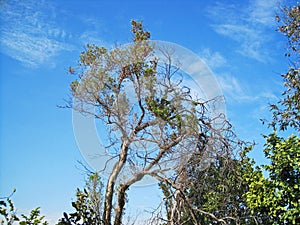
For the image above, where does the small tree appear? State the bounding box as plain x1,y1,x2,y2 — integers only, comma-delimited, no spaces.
57,173,103,225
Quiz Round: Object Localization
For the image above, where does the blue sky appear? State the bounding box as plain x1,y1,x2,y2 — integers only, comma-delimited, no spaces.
0,0,291,223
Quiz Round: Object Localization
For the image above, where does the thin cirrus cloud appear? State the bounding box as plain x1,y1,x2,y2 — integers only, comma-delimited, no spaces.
198,48,253,103
207,0,278,62
198,47,279,105
79,31,110,48
0,0,74,68
217,73,278,104
199,48,227,69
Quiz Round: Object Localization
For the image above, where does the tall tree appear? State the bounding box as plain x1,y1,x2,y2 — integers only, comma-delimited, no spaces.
68,20,232,225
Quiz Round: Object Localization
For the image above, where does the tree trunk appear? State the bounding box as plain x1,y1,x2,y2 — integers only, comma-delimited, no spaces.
102,140,129,225
114,184,129,225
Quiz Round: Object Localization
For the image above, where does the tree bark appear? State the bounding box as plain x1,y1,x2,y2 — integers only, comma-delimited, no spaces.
114,184,128,225
102,140,129,225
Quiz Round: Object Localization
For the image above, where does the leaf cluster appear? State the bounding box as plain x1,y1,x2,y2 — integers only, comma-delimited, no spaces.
245,134,300,224
271,3,300,131
57,173,103,225
0,193,48,225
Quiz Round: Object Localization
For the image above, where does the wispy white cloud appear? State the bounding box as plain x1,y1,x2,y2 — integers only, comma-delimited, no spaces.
78,16,111,47
79,31,109,47
218,73,251,102
208,0,278,62
217,73,278,103
0,0,74,68
199,48,227,69
1,29,73,68
248,0,278,26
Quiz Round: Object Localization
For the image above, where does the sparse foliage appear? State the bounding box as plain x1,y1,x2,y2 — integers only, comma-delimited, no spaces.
68,20,232,225
57,173,103,225
0,190,48,225
0,195,19,225
19,208,48,225
271,3,300,131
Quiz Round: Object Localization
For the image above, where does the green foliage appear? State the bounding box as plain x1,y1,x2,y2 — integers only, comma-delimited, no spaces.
131,20,150,42
80,45,107,67
245,134,300,224
160,148,269,225
19,208,48,225
187,157,247,224
57,189,101,225
245,4,300,224
57,173,103,225
69,20,158,122
0,196,19,225
0,192,48,225
145,97,179,124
